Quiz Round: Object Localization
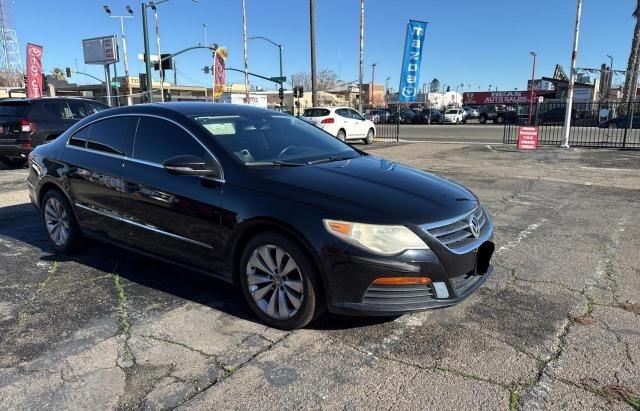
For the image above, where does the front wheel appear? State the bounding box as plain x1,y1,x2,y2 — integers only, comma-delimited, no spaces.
363,128,374,144
41,189,81,253
239,232,323,330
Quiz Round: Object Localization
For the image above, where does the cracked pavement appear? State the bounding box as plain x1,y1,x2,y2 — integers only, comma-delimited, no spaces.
0,143,639,409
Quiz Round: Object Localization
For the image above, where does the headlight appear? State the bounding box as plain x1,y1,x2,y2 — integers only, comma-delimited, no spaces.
323,219,429,256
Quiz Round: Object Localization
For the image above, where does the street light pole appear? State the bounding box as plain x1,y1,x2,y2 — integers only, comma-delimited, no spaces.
358,0,364,112
385,76,390,106
203,23,207,46
242,0,250,103
310,0,318,106
149,3,164,102
561,0,583,148
104,6,134,106
529,51,537,124
250,36,284,107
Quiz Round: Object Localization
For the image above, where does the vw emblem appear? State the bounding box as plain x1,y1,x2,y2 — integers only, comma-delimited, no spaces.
468,215,480,238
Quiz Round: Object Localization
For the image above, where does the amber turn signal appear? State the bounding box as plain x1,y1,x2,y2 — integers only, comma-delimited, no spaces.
372,277,431,285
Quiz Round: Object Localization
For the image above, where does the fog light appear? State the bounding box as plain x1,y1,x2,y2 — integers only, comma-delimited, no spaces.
372,277,431,285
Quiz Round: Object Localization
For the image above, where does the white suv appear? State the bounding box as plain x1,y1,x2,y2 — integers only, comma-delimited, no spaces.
302,107,376,144
443,108,467,124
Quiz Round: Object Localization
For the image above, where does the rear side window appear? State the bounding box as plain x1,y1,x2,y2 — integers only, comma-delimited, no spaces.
133,117,204,164
87,102,108,114
87,116,138,156
42,101,73,120
66,100,92,119
0,102,30,118
68,125,91,148
303,108,330,117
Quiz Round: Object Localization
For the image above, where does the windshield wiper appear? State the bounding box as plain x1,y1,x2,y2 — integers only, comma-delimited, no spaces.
306,156,356,165
245,160,305,167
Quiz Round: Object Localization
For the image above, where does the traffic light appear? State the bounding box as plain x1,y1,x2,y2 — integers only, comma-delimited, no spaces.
446,86,450,92
203,66,210,74
278,87,284,100
139,73,148,91
163,89,172,102
153,54,174,71
65,67,72,77
297,86,304,97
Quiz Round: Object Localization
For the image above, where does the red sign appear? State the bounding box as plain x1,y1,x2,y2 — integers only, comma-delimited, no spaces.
214,50,226,97
26,43,44,98
517,126,539,150
463,90,533,105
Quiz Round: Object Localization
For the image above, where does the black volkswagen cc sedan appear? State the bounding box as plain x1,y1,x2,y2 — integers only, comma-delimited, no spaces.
27,103,494,329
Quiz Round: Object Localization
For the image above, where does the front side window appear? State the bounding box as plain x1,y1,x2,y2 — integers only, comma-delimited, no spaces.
349,109,364,121
67,101,91,119
133,117,205,164
335,109,350,118
194,113,360,165
87,116,138,155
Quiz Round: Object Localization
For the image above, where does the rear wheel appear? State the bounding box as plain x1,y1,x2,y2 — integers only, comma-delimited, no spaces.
41,189,81,253
239,232,323,330
336,129,346,141
608,123,618,129
479,116,487,124
0,156,27,168
363,128,374,144
496,115,504,125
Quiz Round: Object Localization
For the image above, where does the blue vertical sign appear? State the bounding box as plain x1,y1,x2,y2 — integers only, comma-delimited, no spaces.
398,20,428,103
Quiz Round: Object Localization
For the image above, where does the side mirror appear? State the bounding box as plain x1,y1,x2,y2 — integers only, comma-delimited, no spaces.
163,155,221,178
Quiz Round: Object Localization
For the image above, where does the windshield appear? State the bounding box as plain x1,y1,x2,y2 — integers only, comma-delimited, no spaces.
0,102,29,118
194,113,360,165
445,109,458,114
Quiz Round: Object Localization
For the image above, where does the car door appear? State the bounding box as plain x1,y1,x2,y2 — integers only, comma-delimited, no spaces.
334,109,354,136
62,115,138,241
120,115,226,272
348,109,367,137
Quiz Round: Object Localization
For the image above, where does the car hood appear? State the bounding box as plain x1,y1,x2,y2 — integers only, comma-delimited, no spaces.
248,155,477,226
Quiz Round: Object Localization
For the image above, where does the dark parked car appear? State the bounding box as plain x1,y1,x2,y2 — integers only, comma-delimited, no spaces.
28,103,494,329
537,107,577,124
598,113,640,129
388,109,416,123
0,97,108,167
411,109,442,124
365,109,391,123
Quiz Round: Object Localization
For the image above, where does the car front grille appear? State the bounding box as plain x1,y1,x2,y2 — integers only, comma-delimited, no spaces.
424,206,488,251
362,284,436,306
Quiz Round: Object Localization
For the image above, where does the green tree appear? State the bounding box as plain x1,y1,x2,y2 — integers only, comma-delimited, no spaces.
622,1,640,104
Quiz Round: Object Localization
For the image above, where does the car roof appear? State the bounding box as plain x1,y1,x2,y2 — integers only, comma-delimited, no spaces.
88,102,290,119
0,97,106,104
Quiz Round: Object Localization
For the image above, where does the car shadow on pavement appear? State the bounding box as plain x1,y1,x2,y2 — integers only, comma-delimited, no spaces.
0,202,397,331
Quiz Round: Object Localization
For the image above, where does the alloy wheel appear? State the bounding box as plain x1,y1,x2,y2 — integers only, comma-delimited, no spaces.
246,244,304,320
44,197,69,246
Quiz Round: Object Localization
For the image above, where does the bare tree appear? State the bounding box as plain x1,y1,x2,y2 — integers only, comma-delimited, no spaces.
0,69,23,87
317,69,338,91
289,72,311,90
622,0,640,104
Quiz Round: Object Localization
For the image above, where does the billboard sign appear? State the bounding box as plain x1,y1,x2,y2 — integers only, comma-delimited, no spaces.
463,90,533,105
398,20,428,103
82,35,119,65
26,43,43,98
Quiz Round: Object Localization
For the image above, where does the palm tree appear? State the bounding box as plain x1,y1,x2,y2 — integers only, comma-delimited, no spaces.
50,67,66,82
622,1,640,104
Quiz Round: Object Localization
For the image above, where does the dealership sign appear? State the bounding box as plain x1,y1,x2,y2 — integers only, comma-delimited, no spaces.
214,47,228,98
26,43,43,99
82,35,119,65
517,126,539,150
398,20,428,103
463,91,533,105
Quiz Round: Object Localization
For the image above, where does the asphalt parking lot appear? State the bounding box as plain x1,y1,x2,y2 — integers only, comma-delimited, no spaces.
1,142,639,409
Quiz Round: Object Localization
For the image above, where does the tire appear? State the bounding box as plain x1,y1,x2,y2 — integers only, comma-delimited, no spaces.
363,128,374,145
496,115,504,125
455,118,459,125
41,189,81,253
479,116,487,124
336,129,346,141
239,232,323,330
608,123,618,129
0,156,27,168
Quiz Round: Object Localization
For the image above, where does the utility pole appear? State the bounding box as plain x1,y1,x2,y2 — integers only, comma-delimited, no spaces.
358,0,364,111
310,0,318,106
150,3,164,102
561,0,583,148
104,5,134,105
386,76,390,106
370,62,376,106
529,51,537,124
141,2,152,102
242,0,249,103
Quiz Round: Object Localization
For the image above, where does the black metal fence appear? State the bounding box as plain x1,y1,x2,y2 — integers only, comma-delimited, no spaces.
503,101,640,148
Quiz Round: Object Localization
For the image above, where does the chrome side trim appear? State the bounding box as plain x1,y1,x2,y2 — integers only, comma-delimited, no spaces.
64,112,225,182
74,202,213,250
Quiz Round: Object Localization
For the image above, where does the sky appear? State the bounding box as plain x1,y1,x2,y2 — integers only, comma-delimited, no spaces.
11,0,638,92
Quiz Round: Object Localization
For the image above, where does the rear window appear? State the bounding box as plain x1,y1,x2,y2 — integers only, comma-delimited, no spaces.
0,102,29,118
303,108,330,117
445,109,458,114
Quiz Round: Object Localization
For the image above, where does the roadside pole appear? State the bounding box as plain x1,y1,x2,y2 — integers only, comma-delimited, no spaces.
561,0,583,148
242,0,249,104
104,64,112,107
152,5,164,102
142,2,153,102
358,0,364,112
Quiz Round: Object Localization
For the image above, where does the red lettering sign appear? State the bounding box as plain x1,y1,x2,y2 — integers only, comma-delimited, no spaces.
517,126,539,150
26,43,44,98
214,48,227,97
463,90,533,105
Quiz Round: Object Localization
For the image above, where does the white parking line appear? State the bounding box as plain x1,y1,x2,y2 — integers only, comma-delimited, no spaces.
495,219,547,255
